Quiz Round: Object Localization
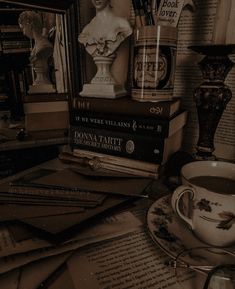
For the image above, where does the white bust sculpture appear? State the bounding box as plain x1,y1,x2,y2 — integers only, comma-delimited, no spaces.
78,0,132,98
18,11,55,94
79,0,132,57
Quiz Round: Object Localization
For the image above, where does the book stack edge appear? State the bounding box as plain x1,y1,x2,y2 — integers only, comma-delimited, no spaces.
70,97,187,179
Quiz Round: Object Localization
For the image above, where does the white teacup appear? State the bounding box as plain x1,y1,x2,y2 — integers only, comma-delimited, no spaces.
171,161,235,247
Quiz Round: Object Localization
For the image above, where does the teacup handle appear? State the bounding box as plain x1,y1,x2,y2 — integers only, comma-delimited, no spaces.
171,185,195,230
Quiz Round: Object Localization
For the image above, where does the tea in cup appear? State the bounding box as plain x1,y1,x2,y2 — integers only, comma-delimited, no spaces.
171,161,235,247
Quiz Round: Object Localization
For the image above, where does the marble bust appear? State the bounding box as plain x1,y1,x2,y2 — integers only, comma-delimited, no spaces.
18,11,55,94
79,0,132,57
78,0,132,98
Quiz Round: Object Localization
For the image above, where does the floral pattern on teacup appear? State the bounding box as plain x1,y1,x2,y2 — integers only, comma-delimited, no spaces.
196,198,212,212
217,212,235,230
195,199,235,231
195,198,222,212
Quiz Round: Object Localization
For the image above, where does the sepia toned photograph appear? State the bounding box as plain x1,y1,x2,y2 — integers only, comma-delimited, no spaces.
0,0,235,289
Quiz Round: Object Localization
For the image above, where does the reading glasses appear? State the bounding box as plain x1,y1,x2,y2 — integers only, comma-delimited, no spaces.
166,246,235,289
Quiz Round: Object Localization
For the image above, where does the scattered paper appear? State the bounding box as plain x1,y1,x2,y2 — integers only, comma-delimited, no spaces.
31,168,150,197
18,252,71,289
0,269,19,289
0,211,141,274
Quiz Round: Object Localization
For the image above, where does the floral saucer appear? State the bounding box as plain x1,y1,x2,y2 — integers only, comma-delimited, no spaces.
147,195,235,267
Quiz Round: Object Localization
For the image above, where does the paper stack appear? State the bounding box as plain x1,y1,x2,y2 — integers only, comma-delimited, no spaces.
0,158,150,289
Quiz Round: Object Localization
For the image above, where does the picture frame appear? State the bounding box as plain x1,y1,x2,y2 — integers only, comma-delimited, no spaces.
0,0,82,108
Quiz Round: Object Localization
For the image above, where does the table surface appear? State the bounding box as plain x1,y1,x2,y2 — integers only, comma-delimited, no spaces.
0,127,68,151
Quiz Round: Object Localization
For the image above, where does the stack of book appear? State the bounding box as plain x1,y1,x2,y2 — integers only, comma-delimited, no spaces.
70,97,187,178
0,72,9,112
0,25,31,54
23,93,69,137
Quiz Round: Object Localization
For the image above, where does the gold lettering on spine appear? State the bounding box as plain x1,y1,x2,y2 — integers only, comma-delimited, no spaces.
73,130,122,152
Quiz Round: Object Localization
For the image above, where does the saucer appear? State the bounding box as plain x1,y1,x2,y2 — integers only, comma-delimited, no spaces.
147,195,235,267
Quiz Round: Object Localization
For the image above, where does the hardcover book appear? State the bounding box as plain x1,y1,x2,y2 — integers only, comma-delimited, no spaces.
72,110,187,137
70,126,184,164
23,93,68,103
73,97,180,119
25,111,69,132
23,100,68,114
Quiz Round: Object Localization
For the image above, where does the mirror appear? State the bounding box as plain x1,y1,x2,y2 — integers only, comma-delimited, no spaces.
0,0,81,121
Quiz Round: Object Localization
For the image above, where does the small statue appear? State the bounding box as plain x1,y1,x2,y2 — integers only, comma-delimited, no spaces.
78,0,132,98
18,11,56,94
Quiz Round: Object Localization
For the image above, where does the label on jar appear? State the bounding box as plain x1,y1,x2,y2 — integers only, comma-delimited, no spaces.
133,44,175,90
131,25,177,101
132,43,176,97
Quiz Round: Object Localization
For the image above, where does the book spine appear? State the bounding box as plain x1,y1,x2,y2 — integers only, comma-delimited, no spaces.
23,101,69,114
2,41,30,49
23,93,68,103
0,25,21,33
25,111,69,131
70,126,165,163
73,98,174,118
72,111,170,137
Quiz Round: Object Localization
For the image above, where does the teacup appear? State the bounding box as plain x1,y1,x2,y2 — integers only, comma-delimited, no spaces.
171,161,235,247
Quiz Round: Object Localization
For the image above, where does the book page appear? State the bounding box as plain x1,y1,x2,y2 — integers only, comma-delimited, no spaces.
18,252,71,289
41,268,76,289
0,269,19,289
68,228,198,289
0,211,140,274
174,0,235,160
0,225,49,258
